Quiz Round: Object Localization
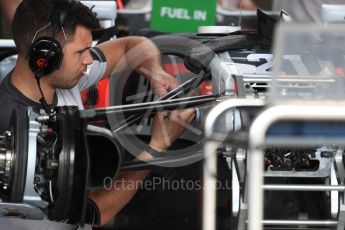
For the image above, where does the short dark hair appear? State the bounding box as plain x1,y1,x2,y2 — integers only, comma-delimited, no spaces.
12,0,100,55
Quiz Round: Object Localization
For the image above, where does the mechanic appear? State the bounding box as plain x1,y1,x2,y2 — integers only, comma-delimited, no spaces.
0,0,195,228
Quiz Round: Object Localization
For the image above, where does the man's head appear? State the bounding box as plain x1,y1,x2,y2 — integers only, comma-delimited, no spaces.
12,0,99,56
12,0,100,89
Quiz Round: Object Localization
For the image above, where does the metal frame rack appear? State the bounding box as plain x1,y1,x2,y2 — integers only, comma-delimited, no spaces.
203,99,345,230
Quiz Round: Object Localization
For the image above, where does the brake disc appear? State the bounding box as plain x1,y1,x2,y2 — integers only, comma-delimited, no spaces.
49,106,89,225
0,109,29,202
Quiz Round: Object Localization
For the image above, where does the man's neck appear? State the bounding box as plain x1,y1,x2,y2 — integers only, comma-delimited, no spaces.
11,59,56,104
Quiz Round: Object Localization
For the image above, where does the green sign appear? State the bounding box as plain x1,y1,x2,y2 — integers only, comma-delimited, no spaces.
150,0,216,33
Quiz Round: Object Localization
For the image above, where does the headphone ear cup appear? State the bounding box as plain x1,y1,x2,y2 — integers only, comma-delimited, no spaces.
28,37,63,76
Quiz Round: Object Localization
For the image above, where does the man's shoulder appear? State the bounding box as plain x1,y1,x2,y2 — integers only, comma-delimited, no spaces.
90,47,106,63
0,78,18,107
0,77,29,109
0,75,36,133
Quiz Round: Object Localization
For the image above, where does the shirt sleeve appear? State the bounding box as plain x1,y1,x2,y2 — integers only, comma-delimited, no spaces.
78,47,107,91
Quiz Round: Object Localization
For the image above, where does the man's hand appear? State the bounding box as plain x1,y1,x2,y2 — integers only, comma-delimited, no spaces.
150,70,180,98
149,109,195,152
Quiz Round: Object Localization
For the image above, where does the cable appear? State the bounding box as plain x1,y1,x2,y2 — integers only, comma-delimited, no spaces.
50,130,58,156
49,180,54,203
35,73,54,115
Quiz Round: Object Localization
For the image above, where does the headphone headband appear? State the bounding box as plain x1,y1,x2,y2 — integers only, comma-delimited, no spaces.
50,0,73,27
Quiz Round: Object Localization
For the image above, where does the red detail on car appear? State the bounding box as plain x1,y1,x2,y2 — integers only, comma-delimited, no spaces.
164,63,190,76
336,67,345,77
199,80,213,95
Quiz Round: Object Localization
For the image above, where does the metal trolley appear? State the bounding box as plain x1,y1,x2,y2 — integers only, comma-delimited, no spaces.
203,22,345,230
203,99,345,230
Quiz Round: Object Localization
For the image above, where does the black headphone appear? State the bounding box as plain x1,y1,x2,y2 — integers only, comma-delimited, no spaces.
28,0,72,77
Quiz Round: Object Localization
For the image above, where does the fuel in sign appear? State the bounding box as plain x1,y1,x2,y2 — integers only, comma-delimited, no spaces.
151,0,216,33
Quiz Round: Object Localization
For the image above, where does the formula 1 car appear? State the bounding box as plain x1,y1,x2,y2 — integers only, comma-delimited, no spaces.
4,4,342,230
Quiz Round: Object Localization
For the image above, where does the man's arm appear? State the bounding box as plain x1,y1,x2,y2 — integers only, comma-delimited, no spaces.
89,108,195,226
96,37,179,97
240,0,257,10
